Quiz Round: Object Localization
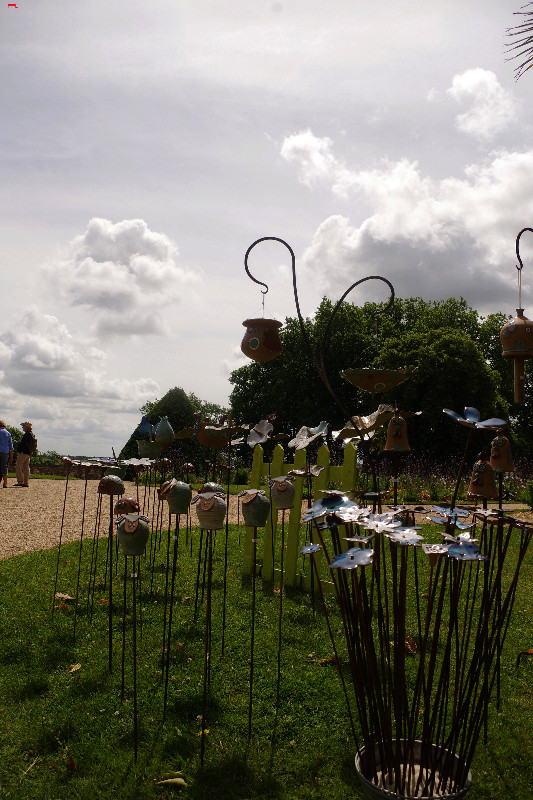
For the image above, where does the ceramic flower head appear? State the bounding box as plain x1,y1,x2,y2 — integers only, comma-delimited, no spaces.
288,421,329,450
332,405,395,443
247,418,288,448
330,548,374,569
446,541,488,562
442,407,507,430
301,542,322,555
302,491,356,522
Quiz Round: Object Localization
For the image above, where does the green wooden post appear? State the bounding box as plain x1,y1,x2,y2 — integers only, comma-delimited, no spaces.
261,444,285,581
341,442,358,493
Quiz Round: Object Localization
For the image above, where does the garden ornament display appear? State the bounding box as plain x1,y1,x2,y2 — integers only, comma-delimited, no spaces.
490,430,514,473
114,497,140,515
302,497,532,800
500,227,533,402
192,491,227,530
467,452,498,502
238,489,271,527
340,365,418,393
116,514,150,556
241,317,283,363
159,478,192,515
332,404,395,443
443,407,506,513
268,475,295,510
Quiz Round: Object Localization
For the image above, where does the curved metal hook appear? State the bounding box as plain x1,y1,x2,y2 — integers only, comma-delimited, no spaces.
244,237,295,296
242,236,396,437
516,227,533,271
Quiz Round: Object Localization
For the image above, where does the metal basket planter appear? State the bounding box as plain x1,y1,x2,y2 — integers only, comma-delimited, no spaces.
355,740,472,800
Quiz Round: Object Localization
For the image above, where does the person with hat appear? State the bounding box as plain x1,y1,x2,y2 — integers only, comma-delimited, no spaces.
14,421,36,487
0,421,14,488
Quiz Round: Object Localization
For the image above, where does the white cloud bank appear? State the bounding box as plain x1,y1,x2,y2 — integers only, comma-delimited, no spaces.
42,218,197,337
281,127,533,310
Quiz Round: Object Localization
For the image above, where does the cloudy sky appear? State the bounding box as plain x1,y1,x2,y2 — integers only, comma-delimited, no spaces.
2,0,533,455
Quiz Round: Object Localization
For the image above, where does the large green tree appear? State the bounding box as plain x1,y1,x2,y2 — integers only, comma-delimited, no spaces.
229,296,531,459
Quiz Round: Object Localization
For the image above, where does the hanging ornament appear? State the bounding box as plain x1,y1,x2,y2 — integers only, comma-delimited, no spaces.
467,452,498,501
241,318,283,363
490,430,514,473
500,228,533,402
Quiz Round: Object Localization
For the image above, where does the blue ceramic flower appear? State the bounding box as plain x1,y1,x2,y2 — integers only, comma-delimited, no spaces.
442,407,506,430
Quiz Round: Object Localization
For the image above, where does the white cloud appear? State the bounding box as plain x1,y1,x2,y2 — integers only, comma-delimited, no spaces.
280,130,337,186
1,306,159,403
447,69,518,141
284,132,533,311
42,218,198,337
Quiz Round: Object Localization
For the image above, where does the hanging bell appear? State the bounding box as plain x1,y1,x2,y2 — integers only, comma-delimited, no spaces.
490,431,514,473
500,309,533,403
241,318,282,363
384,413,410,453
467,452,498,500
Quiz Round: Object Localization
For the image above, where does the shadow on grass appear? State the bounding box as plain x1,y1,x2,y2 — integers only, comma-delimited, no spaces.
190,754,279,800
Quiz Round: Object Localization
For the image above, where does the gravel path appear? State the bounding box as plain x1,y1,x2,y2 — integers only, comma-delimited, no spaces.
0,478,243,561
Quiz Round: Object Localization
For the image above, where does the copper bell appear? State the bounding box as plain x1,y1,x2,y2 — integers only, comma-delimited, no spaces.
500,309,533,403
467,452,498,501
384,413,410,453
241,318,282,363
490,431,514,474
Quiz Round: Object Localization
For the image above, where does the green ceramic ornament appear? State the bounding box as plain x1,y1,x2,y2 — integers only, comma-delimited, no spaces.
98,474,125,496
239,489,271,527
161,479,192,515
192,492,227,530
116,514,150,556
155,417,175,451
136,439,162,459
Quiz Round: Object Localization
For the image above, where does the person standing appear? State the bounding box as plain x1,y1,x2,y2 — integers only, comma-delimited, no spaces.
0,421,13,488
15,421,36,487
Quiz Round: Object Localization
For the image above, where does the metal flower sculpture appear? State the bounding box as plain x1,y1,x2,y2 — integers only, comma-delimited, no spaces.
443,407,506,430
302,491,356,522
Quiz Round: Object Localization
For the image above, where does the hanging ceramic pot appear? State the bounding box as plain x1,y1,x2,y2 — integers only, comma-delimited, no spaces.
98,474,125,496
241,318,283,363
155,417,175,452
384,413,410,453
500,309,533,402
160,479,192,515
192,492,227,530
116,514,150,556
490,431,514,473
467,453,498,500
136,439,162,459
268,476,295,510
114,497,140,515
239,489,271,527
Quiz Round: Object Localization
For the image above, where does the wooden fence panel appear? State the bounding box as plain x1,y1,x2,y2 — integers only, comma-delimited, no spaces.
242,442,358,590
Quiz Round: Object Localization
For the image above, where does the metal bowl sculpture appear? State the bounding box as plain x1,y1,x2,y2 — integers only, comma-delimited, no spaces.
116,514,150,556
97,474,125,496
268,476,295,510
238,489,271,527
192,491,227,530
500,228,533,402
114,497,140,515
241,318,283,363
340,366,418,393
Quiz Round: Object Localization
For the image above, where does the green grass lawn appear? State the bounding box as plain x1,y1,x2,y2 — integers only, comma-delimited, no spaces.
0,521,532,800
